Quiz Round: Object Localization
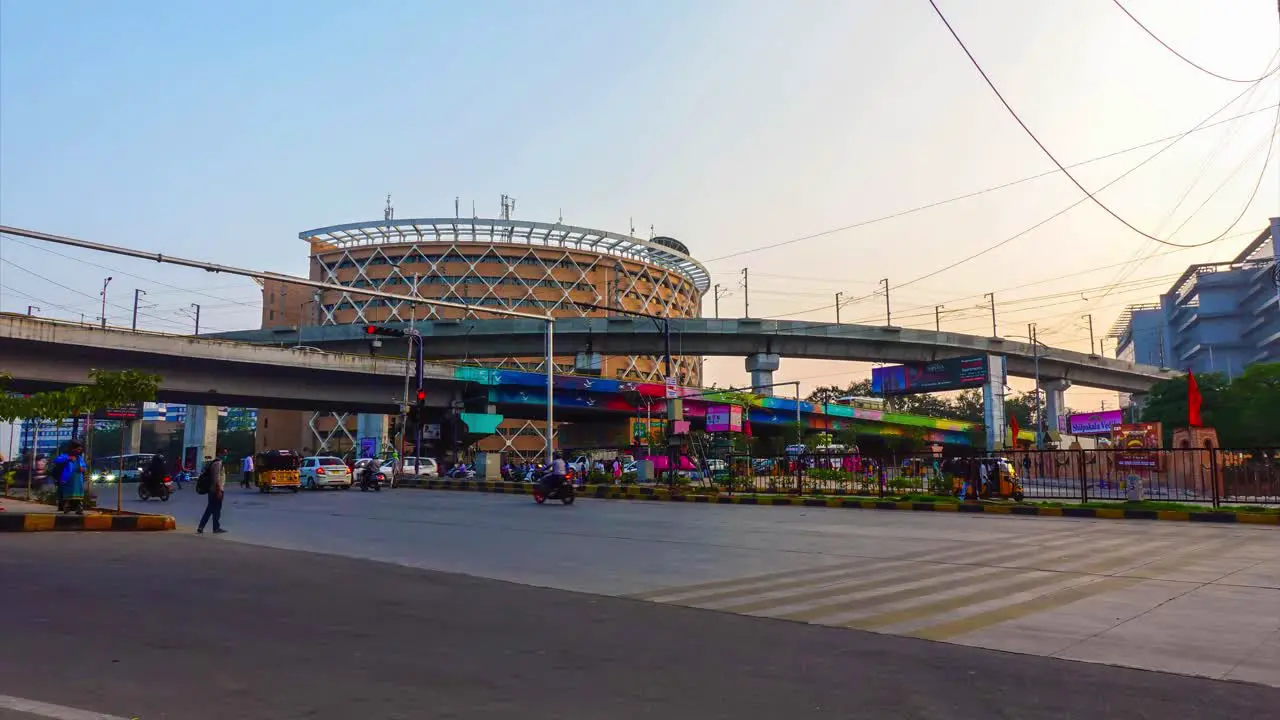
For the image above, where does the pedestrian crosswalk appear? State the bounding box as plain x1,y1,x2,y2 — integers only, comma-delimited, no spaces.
625,528,1255,646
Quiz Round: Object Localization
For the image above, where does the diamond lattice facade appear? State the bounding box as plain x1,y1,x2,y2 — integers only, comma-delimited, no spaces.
259,217,709,460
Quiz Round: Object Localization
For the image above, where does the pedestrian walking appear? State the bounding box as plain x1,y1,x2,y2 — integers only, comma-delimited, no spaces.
49,441,89,514
197,448,228,534
241,452,254,489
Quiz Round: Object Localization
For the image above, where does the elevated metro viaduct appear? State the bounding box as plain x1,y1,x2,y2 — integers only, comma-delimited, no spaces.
210,316,1177,446
2,315,1023,460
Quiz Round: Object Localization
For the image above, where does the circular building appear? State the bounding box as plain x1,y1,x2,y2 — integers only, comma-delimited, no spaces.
266,217,709,459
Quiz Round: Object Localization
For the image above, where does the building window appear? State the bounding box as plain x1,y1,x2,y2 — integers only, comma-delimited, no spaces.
269,310,275,321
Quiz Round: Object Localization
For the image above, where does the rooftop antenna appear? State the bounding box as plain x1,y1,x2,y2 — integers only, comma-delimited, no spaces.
558,208,563,224
384,194,394,222
649,224,655,240
500,194,516,220
455,196,460,218
472,199,476,218
630,217,635,237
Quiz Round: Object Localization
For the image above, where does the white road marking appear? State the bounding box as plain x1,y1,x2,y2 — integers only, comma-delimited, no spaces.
0,694,133,720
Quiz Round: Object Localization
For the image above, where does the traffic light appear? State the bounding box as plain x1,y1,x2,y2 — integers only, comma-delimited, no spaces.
411,388,428,424
415,389,426,403
365,325,407,337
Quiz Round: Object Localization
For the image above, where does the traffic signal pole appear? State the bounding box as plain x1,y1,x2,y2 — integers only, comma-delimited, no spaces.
545,319,554,465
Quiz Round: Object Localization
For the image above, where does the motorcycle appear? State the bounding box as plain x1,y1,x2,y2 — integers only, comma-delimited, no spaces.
445,465,476,480
532,473,575,505
137,474,173,502
356,460,383,492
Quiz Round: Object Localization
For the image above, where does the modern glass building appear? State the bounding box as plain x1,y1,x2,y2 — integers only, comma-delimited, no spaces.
1110,217,1280,378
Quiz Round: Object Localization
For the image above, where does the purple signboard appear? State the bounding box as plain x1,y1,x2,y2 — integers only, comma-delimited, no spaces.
1068,409,1124,436
705,404,743,433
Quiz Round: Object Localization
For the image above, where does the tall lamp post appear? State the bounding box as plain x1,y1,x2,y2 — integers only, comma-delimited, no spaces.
99,276,113,328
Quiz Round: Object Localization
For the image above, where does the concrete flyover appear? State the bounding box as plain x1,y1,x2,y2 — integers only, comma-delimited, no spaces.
0,314,458,413
212,317,1179,394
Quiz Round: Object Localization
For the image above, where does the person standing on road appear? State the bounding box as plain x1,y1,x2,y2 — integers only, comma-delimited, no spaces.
241,452,254,489
50,441,88,514
197,448,228,535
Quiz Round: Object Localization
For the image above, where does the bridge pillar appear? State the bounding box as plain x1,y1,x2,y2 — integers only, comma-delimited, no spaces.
1043,379,1071,435
982,355,1008,451
745,353,781,396
182,405,219,472
356,413,389,458
121,419,143,456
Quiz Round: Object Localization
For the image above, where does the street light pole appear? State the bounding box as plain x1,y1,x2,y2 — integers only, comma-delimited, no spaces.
835,292,843,324
881,278,891,326
26,305,40,316
190,303,201,335
713,283,721,319
740,268,750,318
131,289,146,330
935,305,944,332
985,293,997,337
99,276,113,329
1083,314,1095,355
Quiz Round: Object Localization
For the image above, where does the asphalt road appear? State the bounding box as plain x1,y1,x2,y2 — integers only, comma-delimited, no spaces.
2,533,1276,720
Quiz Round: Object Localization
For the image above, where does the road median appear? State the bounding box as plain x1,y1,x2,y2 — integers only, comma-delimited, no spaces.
1,494,177,532
395,478,1280,525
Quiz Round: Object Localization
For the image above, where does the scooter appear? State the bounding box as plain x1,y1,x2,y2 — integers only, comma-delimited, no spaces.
137,475,173,502
532,473,575,505
357,464,383,492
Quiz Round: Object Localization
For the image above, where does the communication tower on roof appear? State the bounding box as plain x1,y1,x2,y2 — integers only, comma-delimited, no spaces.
384,194,394,222
500,194,516,220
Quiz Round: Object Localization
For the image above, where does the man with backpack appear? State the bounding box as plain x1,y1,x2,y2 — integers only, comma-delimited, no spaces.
196,448,228,534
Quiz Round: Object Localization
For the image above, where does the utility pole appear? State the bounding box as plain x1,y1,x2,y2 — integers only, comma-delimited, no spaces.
190,303,201,335
1083,314,1095,355
713,283,721,319
935,305,944,332
984,292,997,337
26,305,39,316
740,268,750,318
131,289,146,331
880,278,891,326
99,276,113,329
1030,323,1044,449
835,292,843,324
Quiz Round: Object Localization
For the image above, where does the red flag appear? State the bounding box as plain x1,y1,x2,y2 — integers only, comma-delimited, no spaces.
1009,415,1021,446
1188,371,1203,427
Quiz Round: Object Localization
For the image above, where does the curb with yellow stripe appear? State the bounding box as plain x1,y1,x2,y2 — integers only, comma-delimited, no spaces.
0,512,177,532
396,478,1280,525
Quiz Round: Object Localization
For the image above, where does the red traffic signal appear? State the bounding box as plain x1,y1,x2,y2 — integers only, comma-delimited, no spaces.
365,325,407,337
415,389,426,403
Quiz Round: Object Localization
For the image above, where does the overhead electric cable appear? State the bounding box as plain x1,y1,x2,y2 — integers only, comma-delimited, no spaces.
1109,0,1280,83
926,0,1280,248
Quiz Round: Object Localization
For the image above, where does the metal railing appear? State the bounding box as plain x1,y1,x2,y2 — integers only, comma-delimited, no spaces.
674,448,1280,507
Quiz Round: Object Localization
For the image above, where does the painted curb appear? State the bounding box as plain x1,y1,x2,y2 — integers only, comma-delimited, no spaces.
0,512,178,532
395,479,1280,525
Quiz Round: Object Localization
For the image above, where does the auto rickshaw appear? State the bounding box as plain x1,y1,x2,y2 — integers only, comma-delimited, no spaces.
255,450,301,493
950,456,1025,502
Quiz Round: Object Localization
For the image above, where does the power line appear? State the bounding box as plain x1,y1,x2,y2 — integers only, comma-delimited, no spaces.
703,103,1274,265
1109,0,1280,83
926,0,1280,249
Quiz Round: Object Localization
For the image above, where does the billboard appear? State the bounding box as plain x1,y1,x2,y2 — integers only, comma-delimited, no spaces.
1112,422,1162,468
871,356,988,396
1067,410,1124,436
705,404,743,433
93,403,143,421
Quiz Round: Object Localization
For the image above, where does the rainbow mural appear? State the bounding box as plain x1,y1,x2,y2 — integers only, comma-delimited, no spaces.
454,367,1027,447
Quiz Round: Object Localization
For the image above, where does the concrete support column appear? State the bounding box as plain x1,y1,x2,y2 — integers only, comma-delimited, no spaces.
356,413,389,458
745,353,781,396
182,405,219,472
1043,379,1072,434
982,355,1008,451
121,419,143,455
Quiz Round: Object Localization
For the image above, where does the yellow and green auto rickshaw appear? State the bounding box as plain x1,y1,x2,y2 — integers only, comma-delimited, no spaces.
255,450,301,494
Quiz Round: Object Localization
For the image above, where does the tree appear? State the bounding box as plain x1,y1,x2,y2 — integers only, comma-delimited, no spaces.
1222,363,1280,447
1140,371,1232,446
0,370,161,424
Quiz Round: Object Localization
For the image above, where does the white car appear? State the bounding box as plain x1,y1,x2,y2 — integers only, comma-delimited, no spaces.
300,456,353,490
381,457,439,480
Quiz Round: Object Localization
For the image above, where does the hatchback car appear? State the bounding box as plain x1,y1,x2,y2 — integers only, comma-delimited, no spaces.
300,456,353,490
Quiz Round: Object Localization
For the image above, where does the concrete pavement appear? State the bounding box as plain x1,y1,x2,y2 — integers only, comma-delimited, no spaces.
2,534,1276,719
108,484,1280,686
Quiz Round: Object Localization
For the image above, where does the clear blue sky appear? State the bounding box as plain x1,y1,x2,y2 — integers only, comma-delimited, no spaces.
2,0,1278,401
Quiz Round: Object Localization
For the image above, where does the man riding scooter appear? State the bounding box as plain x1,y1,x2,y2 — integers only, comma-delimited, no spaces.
539,452,568,496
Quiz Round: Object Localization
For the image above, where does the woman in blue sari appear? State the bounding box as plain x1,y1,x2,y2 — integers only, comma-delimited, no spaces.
51,441,89,514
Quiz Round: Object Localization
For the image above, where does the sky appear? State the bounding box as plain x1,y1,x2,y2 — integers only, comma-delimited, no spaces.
2,0,1278,412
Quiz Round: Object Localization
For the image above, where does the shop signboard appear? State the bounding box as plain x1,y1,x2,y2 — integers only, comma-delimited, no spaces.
704,404,743,433
1112,422,1162,468
1068,410,1124,436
